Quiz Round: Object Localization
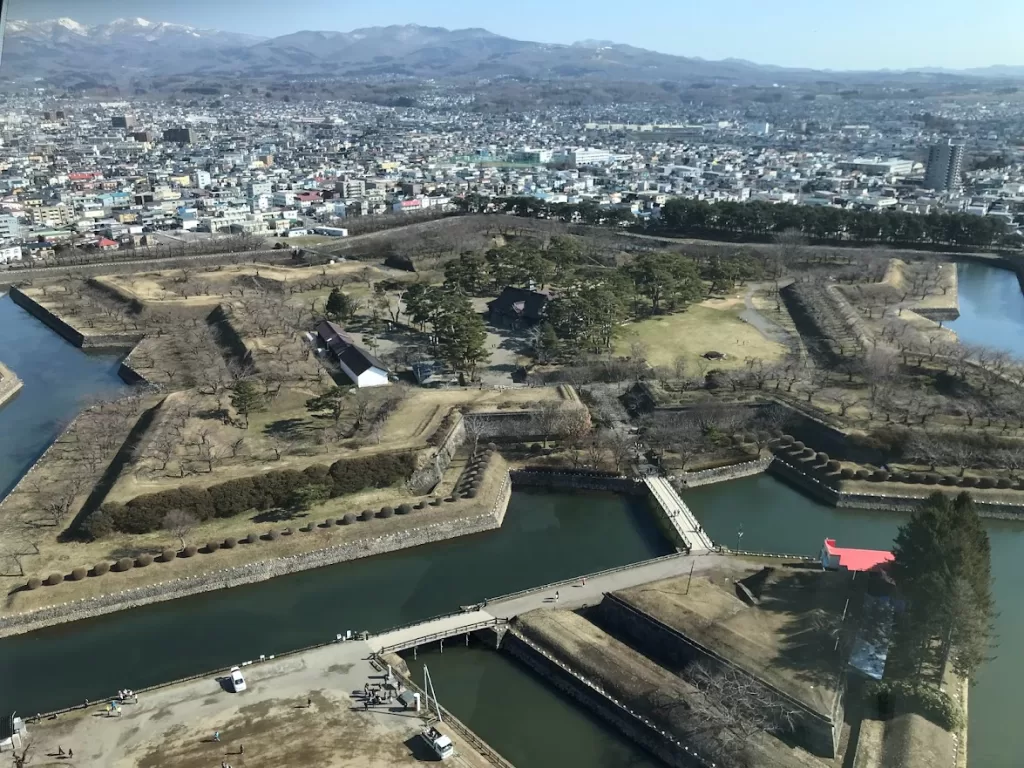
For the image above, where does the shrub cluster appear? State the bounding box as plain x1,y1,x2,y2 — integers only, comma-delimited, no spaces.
866,680,963,731
82,453,417,538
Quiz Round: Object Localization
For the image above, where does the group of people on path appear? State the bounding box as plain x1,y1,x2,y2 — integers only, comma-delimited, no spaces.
54,746,73,759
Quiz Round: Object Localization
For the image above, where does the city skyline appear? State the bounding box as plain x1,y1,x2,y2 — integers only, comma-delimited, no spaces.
10,0,1024,73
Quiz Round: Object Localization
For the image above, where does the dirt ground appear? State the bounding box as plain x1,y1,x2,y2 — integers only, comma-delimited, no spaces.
614,297,786,372
614,562,849,716
23,640,494,768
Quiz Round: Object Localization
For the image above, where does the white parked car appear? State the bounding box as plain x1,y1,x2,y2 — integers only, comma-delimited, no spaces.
228,666,246,693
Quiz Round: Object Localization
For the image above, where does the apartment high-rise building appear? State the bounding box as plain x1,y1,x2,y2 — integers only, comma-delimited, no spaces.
111,114,137,130
924,141,965,192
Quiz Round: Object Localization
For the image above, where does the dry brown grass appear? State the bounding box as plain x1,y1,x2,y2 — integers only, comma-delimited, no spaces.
614,563,848,716
516,609,824,768
6,456,509,615
614,299,786,371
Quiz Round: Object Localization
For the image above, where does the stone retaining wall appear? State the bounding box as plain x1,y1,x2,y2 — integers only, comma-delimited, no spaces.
769,453,1024,519
501,629,703,768
596,593,842,758
8,285,140,350
0,473,512,639
0,361,22,410
509,469,644,495
674,458,771,488
9,285,86,346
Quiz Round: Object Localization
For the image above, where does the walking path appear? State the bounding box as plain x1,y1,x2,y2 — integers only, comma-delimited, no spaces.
644,476,714,552
370,551,727,653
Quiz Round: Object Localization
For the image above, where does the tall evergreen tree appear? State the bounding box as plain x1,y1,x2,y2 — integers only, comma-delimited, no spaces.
230,380,265,429
325,287,353,322
890,491,994,682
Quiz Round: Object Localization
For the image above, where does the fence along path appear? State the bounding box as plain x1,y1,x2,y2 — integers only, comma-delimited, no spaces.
644,477,714,552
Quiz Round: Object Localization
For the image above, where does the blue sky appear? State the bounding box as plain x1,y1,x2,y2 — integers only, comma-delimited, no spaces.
12,0,1024,71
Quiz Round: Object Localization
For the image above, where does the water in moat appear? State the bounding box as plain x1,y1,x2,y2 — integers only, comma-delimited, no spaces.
2,260,1024,767
949,260,1024,356
0,295,127,497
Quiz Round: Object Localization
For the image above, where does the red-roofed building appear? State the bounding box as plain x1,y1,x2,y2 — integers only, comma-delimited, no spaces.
96,237,119,251
820,539,894,572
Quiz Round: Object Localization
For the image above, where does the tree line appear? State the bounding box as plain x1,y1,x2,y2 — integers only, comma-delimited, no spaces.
458,194,1014,249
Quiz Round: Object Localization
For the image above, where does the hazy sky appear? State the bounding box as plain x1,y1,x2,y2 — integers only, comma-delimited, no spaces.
10,0,1024,71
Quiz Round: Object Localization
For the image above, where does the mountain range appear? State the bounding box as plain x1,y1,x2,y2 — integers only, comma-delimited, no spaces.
4,17,1024,85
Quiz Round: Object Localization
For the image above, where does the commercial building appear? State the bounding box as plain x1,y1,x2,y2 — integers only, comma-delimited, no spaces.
162,127,195,144
837,157,915,176
923,141,965,191
111,114,137,130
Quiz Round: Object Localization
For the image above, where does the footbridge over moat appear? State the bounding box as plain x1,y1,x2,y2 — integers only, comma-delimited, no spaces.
644,476,714,553
368,551,727,654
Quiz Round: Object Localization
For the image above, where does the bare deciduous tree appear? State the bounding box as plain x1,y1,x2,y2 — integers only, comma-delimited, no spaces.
162,510,199,550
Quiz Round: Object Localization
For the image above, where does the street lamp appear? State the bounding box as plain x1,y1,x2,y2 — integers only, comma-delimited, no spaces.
736,524,744,552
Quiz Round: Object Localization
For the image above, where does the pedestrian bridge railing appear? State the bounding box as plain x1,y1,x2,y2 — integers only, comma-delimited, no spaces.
373,618,507,655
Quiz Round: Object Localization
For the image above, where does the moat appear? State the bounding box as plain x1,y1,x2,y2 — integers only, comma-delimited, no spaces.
2,259,1024,767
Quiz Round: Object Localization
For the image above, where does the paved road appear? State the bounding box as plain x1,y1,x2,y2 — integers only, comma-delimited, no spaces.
370,551,728,652
486,552,725,617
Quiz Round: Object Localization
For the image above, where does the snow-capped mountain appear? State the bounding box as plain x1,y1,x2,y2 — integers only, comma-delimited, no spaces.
1,17,266,80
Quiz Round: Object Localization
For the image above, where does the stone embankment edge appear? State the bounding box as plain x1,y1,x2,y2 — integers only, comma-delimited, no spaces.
0,472,513,639
501,628,707,768
0,359,23,410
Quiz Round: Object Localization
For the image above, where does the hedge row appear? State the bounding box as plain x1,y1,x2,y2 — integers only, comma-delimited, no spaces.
27,484,485,590
866,680,964,731
81,452,417,538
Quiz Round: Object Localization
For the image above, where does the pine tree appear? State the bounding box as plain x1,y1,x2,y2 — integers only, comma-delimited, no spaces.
230,380,265,429
890,491,994,683
325,288,352,322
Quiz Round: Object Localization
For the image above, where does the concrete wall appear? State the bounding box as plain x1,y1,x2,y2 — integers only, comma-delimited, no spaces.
501,629,701,768
595,593,842,758
0,476,512,639
674,458,771,488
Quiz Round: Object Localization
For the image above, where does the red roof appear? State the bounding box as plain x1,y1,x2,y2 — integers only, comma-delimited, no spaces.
822,539,894,572
97,238,119,248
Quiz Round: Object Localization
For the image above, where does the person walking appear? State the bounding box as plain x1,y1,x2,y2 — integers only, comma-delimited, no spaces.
68,749,73,759
307,697,312,708
581,576,586,587
214,731,221,742
239,744,244,755
554,590,560,603
57,747,64,756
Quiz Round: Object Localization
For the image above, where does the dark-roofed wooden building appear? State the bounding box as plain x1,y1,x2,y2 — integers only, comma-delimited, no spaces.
486,286,551,330
315,320,390,388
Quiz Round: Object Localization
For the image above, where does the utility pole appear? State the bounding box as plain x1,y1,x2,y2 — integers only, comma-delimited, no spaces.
685,561,695,594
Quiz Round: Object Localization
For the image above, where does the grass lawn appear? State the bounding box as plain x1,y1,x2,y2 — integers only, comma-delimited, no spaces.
615,300,785,372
